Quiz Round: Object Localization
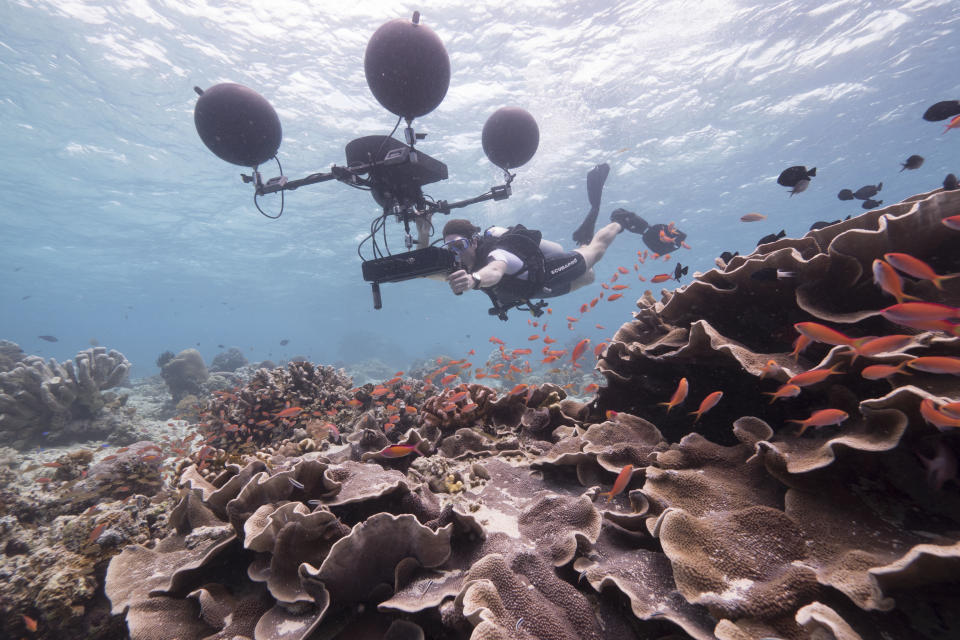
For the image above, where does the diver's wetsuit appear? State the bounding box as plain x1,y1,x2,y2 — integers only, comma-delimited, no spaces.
477,226,587,302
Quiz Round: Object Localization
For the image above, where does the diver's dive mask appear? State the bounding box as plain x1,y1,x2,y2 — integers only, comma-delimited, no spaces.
443,236,471,257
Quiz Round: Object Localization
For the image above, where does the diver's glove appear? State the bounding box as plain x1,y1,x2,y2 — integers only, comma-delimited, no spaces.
573,163,611,246
610,208,649,234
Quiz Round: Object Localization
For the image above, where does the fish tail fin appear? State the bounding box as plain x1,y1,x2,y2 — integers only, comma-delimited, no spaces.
896,291,924,303
935,273,960,289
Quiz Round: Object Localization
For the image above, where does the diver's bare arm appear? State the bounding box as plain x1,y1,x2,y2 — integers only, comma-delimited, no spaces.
471,260,507,288
446,260,507,294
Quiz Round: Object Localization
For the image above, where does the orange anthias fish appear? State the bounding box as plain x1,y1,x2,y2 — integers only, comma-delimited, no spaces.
22,613,39,632
872,259,920,304
659,377,689,413
881,302,960,326
740,212,767,222
611,284,629,291
599,464,634,502
793,322,854,347
851,334,915,359
571,338,591,363
919,398,960,430
860,362,912,380
884,252,959,290
689,391,722,423
787,363,844,387
942,114,960,134
489,336,505,345
584,382,600,393
440,374,458,385
607,293,623,301
764,383,802,403
617,266,629,274
651,273,671,283
943,214,960,231
787,408,849,435
790,334,812,360
274,407,303,418
377,444,423,458
758,359,780,379
906,356,960,375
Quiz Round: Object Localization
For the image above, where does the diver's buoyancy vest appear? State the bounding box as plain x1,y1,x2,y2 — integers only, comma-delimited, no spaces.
475,224,546,303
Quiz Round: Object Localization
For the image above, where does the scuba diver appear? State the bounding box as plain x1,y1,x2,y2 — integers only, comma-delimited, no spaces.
437,163,686,319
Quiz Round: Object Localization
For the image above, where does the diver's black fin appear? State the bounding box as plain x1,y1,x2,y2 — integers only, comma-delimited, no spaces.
587,163,610,209
610,208,649,234
572,208,599,246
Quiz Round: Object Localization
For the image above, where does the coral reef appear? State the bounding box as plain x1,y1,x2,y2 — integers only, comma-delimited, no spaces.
8,188,958,640
210,347,248,373
160,349,208,403
0,340,26,373
0,346,131,448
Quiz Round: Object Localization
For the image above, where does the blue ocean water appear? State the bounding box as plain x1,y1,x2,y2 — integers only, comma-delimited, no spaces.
0,0,957,379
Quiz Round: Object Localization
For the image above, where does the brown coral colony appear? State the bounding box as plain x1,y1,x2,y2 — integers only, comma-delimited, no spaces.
79,189,958,639
3,193,960,636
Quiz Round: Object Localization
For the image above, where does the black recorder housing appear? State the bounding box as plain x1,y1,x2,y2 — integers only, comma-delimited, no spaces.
362,245,460,309
360,246,458,283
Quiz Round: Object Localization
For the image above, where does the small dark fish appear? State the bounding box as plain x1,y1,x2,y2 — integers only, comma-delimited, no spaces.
777,165,816,187
837,189,854,201
944,173,959,191
280,339,289,346
757,230,786,246
751,268,795,282
922,100,960,122
853,183,882,200
13,266,22,272
89,338,99,346
217,344,225,348
719,251,739,263
789,179,810,196
809,219,840,230
900,155,924,172
38,335,58,342
862,198,883,210
21,295,31,300
673,263,688,281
